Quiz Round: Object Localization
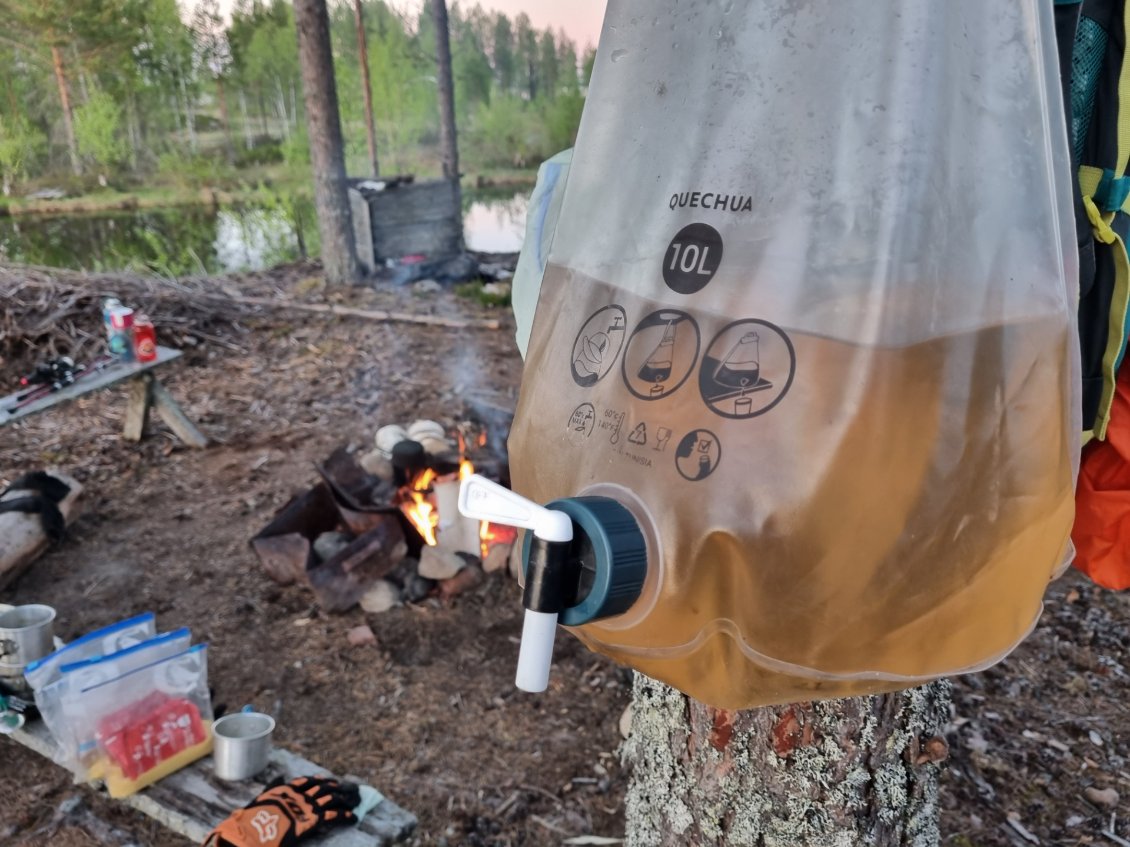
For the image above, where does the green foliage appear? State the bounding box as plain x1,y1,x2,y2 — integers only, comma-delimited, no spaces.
0,0,588,188
0,115,45,190
234,139,284,168
465,93,584,169
74,90,126,169
156,150,226,188
454,280,511,308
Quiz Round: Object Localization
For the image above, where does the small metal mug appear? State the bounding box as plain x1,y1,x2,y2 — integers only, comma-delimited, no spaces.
212,712,276,781
0,604,56,670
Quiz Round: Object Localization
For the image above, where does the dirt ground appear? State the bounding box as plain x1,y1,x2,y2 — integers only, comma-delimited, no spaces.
1,262,1128,847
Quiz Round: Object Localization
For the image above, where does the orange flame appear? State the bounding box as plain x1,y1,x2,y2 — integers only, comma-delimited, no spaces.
401,468,438,546
480,521,519,558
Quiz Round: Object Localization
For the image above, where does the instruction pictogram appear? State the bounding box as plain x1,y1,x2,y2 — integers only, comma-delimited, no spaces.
597,408,628,445
628,423,648,446
654,427,672,452
567,403,596,440
571,306,628,388
699,319,796,419
675,430,721,481
621,310,700,401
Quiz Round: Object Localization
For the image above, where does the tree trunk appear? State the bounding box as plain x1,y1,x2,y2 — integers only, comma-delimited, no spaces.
293,0,361,287
238,88,254,149
178,71,198,152
50,45,81,176
431,0,460,187
216,76,234,162
125,92,140,170
73,45,90,105
257,87,270,137
353,0,379,177
624,675,951,846
275,81,291,139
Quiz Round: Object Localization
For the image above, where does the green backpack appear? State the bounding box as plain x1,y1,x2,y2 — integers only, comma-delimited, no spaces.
1060,0,1130,442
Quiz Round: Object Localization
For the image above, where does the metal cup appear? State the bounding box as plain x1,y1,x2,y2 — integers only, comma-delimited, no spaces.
212,712,276,781
0,604,56,670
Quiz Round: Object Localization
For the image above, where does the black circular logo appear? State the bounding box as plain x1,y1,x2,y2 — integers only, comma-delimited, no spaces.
663,223,723,295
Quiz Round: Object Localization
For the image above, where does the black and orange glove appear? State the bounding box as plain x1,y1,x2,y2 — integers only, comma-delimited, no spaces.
202,776,360,847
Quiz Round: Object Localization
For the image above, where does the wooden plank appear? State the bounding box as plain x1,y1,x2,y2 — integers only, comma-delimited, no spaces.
0,347,183,426
150,378,209,448
122,374,153,443
7,721,416,846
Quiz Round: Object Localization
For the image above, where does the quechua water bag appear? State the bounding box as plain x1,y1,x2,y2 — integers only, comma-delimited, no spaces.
507,0,1081,709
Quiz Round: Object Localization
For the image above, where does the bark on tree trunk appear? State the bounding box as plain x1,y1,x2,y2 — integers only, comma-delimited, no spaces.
275,82,291,140
178,70,198,152
125,93,140,170
73,45,90,105
353,0,380,177
50,45,81,176
294,0,361,287
624,674,951,847
238,88,254,149
216,76,234,162
257,88,270,136
431,0,459,186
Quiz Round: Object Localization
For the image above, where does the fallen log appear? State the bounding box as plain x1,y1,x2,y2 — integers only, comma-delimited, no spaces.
213,293,501,331
0,470,83,592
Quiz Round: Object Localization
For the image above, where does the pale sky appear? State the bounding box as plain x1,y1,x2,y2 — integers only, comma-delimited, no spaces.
470,0,606,49
195,1,607,50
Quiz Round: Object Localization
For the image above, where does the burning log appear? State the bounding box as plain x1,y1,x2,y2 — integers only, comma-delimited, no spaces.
438,562,485,600
307,513,407,612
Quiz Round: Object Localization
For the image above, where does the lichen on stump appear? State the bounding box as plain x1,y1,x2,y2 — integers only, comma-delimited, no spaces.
624,674,952,847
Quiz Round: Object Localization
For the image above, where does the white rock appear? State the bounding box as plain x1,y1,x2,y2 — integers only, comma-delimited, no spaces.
1084,786,1120,808
619,704,633,739
508,537,526,582
375,425,409,458
483,542,514,574
407,420,446,442
419,435,455,456
418,545,466,580
360,449,394,481
359,579,401,613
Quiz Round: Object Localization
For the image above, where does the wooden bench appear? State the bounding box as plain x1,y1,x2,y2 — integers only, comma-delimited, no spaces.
6,720,416,846
0,346,208,448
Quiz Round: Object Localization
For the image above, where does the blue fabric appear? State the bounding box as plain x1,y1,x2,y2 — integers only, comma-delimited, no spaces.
1095,169,1130,212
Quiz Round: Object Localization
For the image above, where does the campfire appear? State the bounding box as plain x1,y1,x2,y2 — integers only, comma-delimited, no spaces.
251,410,521,615
398,446,517,559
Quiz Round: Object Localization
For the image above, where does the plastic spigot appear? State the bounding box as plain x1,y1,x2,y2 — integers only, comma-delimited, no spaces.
458,475,572,692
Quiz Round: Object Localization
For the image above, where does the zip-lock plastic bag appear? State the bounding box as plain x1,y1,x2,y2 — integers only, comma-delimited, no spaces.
24,612,155,692
67,645,212,797
36,628,192,770
509,0,1081,709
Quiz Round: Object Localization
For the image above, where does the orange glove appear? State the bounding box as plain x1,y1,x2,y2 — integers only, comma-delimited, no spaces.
202,777,360,847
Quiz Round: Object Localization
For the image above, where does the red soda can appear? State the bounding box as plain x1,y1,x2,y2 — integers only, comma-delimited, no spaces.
133,315,157,363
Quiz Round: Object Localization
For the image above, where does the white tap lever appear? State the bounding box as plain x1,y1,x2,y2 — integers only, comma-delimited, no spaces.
458,474,572,692
458,474,573,542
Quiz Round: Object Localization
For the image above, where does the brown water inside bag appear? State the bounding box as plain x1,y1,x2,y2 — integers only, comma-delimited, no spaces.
510,267,1075,709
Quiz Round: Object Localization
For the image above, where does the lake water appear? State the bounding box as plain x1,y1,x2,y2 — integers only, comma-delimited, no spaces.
0,189,529,275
